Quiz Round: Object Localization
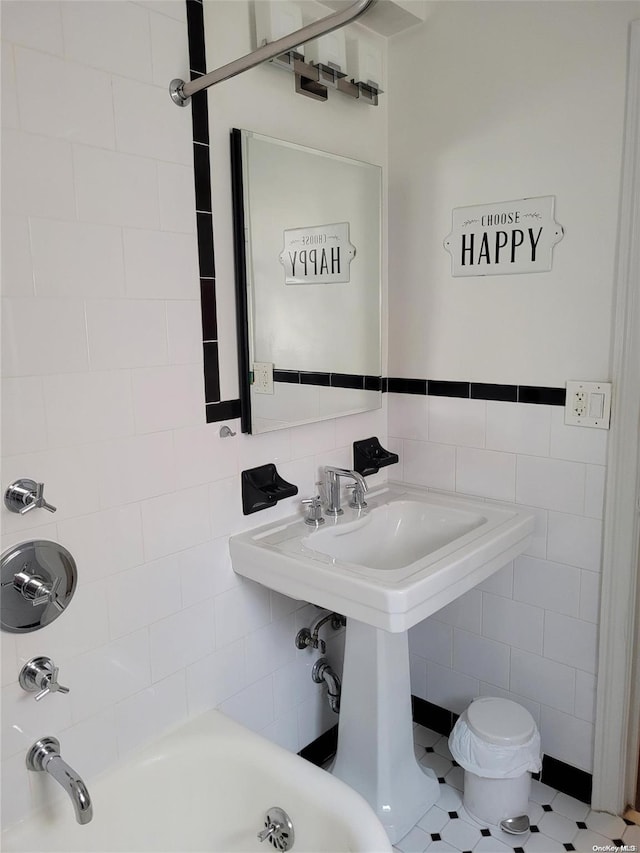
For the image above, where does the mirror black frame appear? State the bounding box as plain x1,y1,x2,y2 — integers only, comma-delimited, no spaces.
230,128,253,433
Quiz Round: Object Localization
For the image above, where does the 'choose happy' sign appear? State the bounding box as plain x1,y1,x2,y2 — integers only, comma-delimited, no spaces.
444,196,563,277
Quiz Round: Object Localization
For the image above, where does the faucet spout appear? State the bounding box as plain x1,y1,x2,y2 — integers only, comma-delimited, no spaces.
43,755,93,824
26,737,93,824
323,467,368,516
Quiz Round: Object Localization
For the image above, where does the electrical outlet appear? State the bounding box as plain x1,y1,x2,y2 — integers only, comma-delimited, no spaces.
253,362,274,395
565,380,612,429
573,390,587,418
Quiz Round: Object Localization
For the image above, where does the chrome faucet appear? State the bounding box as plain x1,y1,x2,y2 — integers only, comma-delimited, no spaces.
26,737,93,824
323,466,368,517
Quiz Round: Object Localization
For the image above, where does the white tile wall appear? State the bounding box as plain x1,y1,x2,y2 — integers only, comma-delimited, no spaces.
0,0,612,827
0,0,388,829
391,392,607,773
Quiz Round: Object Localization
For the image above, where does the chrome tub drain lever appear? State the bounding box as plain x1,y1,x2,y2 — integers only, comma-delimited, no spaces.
257,807,295,851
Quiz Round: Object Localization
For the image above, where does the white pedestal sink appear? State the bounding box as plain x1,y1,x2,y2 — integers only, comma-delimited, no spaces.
230,483,534,842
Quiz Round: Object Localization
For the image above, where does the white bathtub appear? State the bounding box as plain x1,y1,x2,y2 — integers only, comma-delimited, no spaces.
2,710,391,853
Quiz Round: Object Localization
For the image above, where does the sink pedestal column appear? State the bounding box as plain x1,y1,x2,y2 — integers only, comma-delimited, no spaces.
331,619,440,843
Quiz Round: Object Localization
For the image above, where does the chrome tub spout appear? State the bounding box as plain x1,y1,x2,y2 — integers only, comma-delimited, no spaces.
27,737,93,824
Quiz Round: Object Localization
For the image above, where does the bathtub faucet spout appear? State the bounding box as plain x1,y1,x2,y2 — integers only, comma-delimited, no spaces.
26,737,93,824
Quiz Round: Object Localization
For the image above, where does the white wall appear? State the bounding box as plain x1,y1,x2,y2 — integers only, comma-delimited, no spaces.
387,394,607,771
387,0,639,772
0,0,388,829
388,0,639,386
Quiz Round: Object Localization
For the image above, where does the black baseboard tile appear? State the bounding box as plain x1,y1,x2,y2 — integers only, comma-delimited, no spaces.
540,755,593,805
299,724,339,767
518,385,566,406
387,377,428,395
412,696,458,737
205,398,241,423
427,380,470,398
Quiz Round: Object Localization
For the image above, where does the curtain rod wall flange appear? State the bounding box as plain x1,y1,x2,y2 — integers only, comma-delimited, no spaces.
169,0,376,107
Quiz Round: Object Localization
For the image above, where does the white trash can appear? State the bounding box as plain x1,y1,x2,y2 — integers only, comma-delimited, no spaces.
448,697,542,827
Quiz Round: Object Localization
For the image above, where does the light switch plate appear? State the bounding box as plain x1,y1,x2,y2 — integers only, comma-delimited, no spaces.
565,380,612,429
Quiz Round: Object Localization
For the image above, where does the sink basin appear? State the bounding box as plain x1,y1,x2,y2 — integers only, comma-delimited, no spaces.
230,482,534,632
302,499,486,570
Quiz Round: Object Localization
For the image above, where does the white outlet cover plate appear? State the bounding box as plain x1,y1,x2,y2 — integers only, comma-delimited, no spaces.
565,380,612,429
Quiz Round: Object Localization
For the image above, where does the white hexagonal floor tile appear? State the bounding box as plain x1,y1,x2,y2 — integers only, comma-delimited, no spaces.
440,817,482,851
551,793,590,822
585,809,627,840
417,806,450,835
537,810,580,843
522,831,566,852
572,828,613,852
395,825,431,853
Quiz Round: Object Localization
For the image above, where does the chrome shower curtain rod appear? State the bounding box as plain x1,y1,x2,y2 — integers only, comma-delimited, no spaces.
170,0,376,106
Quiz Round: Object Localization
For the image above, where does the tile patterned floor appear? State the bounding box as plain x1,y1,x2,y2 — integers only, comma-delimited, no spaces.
392,724,640,853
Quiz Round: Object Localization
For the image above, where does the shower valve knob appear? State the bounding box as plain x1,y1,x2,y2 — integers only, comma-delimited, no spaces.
19,656,70,701
4,479,57,515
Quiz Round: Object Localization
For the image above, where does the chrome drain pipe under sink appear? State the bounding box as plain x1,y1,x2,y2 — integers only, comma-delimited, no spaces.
312,658,341,713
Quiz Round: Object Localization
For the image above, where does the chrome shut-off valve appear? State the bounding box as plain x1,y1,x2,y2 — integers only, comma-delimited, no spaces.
4,479,56,515
19,656,69,701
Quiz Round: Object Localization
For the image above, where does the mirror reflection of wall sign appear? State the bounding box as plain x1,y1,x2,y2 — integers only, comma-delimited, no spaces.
279,222,356,284
443,196,564,277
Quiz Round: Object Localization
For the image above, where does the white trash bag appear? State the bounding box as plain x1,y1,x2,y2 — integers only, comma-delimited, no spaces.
449,710,542,780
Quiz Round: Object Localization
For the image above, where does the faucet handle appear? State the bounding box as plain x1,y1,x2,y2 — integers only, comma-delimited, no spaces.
35,666,70,701
301,496,325,526
13,571,64,611
19,656,70,701
347,482,368,509
4,479,57,515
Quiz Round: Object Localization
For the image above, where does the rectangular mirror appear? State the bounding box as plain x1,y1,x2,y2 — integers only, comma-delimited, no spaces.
231,129,382,434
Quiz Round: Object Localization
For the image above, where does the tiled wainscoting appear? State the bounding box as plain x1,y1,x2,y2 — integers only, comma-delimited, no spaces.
0,0,383,829
387,393,606,774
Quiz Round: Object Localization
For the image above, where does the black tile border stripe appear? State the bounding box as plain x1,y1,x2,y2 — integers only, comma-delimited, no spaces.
428,379,469,398
272,371,382,391
203,342,220,403
273,369,300,384
385,380,566,406
387,377,428,395
518,385,567,406
471,382,518,402
300,698,593,807
299,371,331,387
187,0,231,422
185,0,206,74
205,399,241,423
